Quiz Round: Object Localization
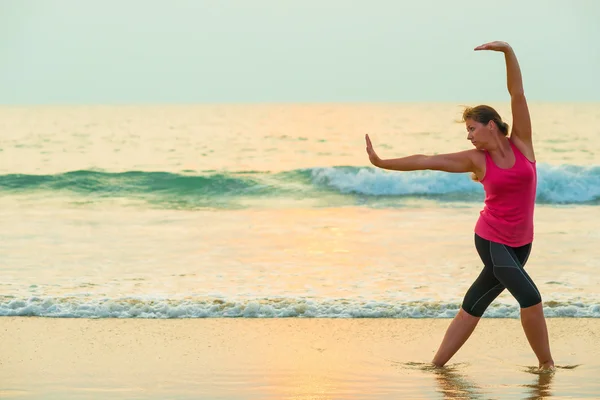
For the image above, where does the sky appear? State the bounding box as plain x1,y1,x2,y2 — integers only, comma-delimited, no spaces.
0,0,599,104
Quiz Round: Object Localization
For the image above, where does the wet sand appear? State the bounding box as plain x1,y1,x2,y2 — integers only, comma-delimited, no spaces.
1,317,599,399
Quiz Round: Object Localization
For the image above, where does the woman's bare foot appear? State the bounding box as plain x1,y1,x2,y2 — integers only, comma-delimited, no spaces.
539,360,555,372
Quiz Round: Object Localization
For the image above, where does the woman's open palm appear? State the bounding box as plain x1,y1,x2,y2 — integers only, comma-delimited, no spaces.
474,41,511,52
365,134,380,166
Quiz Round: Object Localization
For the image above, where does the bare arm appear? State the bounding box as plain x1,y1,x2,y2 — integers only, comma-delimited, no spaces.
475,42,532,144
377,151,476,173
365,135,477,173
504,47,532,143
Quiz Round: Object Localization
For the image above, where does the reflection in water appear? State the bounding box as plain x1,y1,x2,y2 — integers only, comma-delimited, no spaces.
398,362,582,399
521,364,579,400
396,362,483,399
522,367,555,400
431,366,483,400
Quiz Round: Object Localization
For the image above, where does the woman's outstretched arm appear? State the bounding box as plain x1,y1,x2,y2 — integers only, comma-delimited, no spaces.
365,134,477,174
475,41,532,144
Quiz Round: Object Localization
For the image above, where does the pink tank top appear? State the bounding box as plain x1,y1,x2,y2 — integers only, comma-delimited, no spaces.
474,139,537,247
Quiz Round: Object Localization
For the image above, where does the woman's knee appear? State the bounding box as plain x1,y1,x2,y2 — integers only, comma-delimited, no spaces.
520,295,542,310
459,306,484,319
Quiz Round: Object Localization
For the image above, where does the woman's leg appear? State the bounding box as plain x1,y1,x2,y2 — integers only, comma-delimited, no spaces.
432,308,480,367
488,241,554,369
521,303,554,369
432,235,505,367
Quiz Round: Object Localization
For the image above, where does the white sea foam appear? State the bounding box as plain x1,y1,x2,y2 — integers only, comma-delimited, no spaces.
1,297,599,319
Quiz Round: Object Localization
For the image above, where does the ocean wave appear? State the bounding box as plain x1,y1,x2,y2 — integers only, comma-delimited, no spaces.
0,164,599,206
310,164,600,204
1,296,599,318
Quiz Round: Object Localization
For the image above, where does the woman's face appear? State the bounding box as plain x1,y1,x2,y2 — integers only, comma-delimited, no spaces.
465,119,493,150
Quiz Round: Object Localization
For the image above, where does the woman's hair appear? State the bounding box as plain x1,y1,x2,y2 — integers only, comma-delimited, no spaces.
462,105,509,136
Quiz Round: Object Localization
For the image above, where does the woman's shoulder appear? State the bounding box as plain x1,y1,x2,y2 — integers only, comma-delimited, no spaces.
466,149,487,181
467,148,487,166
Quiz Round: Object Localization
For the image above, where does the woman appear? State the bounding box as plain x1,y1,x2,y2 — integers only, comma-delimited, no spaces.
365,41,554,370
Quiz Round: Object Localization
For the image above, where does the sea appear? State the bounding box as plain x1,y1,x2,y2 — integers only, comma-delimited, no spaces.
1,103,599,319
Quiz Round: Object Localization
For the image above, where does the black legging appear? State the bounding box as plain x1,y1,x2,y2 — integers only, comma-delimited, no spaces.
462,234,542,317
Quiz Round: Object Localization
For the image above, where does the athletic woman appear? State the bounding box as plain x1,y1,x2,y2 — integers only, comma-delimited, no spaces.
365,41,554,370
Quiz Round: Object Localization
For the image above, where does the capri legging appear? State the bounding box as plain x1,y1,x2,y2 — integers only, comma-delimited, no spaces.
462,234,542,317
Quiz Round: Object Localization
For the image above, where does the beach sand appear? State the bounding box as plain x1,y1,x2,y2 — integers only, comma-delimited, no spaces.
1,317,599,399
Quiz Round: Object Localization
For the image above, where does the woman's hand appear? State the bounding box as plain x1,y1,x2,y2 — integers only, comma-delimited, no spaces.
474,41,512,53
365,134,381,167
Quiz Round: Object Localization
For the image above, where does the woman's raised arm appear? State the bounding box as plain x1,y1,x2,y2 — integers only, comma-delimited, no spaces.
475,41,532,144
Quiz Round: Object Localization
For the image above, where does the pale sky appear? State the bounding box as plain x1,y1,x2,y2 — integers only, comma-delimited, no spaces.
1,0,599,104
